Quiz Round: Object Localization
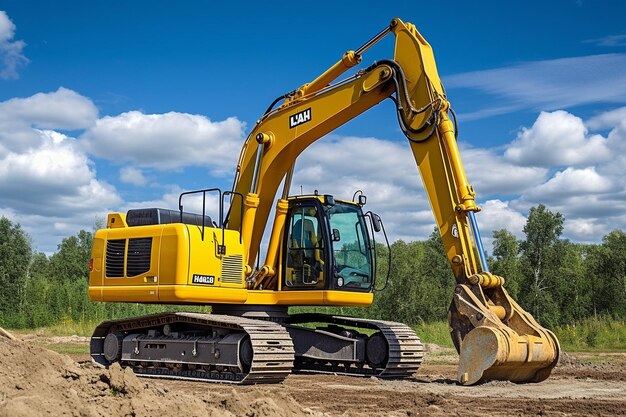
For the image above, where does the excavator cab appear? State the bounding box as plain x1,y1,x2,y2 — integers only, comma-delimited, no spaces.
282,195,375,292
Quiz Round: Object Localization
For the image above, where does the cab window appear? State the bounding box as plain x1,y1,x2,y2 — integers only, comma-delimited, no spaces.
328,203,372,290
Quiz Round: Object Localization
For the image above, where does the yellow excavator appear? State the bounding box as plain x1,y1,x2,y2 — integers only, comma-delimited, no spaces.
88,18,559,385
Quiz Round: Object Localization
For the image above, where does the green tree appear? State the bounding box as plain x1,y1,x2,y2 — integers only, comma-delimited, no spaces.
589,230,626,318
419,229,455,320
551,241,591,324
490,229,522,299
373,230,454,324
519,205,564,327
22,252,55,327
0,217,32,326
49,229,93,282
46,230,94,322
371,240,425,324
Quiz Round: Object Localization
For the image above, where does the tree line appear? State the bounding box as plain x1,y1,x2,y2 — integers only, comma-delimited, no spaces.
0,204,625,330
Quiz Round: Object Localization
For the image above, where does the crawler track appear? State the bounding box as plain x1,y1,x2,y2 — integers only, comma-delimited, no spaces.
91,312,423,384
287,313,424,378
90,312,294,384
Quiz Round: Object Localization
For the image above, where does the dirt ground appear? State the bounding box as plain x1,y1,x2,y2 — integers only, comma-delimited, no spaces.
1,330,625,416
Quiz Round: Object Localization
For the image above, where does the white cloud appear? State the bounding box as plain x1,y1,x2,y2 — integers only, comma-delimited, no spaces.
0,88,246,251
121,188,185,212
608,117,626,148
0,11,28,79
584,34,626,47
564,218,608,242
291,135,437,242
502,107,626,243
461,145,547,196
292,135,422,195
505,110,610,167
587,106,626,131
0,87,99,130
0,88,99,157
477,199,529,254
446,54,626,120
293,138,413,194
0,130,121,253
119,166,148,186
600,119,626,174
0,88,116,252
478,199,527,240
0,130,121,216
525,167,613,201
81,111,245,172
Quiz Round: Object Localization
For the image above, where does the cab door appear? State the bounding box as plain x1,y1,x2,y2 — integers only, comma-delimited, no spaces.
282,201,328,290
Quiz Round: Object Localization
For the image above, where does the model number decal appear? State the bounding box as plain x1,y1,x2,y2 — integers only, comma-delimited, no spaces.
289,108,311,128
192,274,215,285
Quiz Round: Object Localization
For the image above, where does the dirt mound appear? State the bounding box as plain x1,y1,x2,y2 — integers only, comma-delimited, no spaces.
3,333,626,417
0,338,321,417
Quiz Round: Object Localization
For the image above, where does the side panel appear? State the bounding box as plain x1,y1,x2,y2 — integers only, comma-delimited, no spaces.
89,223,249,304
186,226,246,289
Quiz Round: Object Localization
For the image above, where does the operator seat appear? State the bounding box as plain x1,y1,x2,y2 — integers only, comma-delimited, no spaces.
289,218,324,285
292,218,317,255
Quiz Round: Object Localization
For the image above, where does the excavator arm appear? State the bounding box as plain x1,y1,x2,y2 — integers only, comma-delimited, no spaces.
227,18,559,385
228,19,478,278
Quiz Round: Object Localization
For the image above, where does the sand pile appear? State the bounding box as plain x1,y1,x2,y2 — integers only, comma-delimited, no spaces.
0,337,321,417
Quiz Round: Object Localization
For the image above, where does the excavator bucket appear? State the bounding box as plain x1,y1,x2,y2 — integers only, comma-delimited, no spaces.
449,274,560,385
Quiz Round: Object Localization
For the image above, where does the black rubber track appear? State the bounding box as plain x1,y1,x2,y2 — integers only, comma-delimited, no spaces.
91,312,294,384
287,313,424,378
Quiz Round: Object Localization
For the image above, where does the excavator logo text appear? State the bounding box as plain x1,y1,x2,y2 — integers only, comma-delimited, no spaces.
289,108,312,128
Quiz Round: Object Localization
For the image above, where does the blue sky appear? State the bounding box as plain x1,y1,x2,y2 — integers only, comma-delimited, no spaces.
1,1,626,253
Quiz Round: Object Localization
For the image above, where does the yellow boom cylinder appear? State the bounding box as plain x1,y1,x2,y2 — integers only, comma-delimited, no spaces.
299,51,361,97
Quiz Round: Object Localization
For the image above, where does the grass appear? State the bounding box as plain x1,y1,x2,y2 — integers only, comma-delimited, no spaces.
554,317,626,352
9,318,93,356
412,321,454,348
12,318,99,337
45,343,90,355
411,317,626,353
